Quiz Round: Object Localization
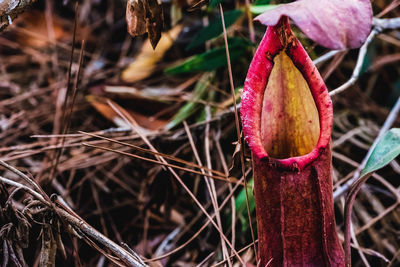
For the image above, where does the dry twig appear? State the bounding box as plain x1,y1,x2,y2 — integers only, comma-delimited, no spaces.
0,160,147,267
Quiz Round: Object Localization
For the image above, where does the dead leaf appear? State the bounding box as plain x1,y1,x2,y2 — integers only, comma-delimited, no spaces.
126,0,164,49
15,10,65,48
122,24,182,83
146,0,164,48
229,139,241,172
103,85,183,102
39,224,57,267
87,95,169,131
126,0,147,36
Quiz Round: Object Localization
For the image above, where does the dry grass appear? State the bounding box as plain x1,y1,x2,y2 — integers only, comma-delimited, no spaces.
1,0,400,266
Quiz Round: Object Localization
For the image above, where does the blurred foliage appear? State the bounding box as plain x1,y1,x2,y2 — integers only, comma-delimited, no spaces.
165,37,252,75
187,9,244,50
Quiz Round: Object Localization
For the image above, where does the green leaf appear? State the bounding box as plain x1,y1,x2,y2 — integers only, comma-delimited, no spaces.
361,128,400,176
250,4,278,15
254,0,270,5
235,179,254,214
165,38,251,75
187,9,243,51
209,0,223,8
164,72,214,130
235,179,255,232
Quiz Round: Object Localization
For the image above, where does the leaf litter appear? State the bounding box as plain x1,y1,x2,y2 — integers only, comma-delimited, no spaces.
0,0,399,266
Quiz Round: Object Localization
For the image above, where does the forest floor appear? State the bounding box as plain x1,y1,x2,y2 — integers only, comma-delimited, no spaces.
1,0,400,266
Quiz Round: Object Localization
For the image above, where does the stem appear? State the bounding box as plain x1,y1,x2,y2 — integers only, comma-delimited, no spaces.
344,173,372,266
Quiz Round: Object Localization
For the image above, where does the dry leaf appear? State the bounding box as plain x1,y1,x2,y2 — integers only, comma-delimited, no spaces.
126,0,164,49
122,24,182,83
103,85,183,102
87,95,169,131
15,10,65,48
126,0,147,36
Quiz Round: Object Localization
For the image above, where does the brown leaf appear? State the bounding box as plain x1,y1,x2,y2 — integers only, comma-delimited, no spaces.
145,0,164,49
87,95,169,131
126,0,147,36
126,0,164,49
86,95,130,128
39,224,57,267
121,24,182,83
15,11,66,48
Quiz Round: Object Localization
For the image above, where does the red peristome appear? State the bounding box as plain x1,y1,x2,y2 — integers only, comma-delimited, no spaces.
241,17,332,171
241,16,344,266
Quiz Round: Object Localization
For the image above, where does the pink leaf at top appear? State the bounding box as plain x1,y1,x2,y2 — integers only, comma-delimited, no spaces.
255,0,373,50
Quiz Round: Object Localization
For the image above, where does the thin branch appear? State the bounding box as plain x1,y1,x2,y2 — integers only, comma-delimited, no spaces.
0,0,36,31
342,96,400,265
211,240,259,267
54,207,146,267
313,50,343,66
344,173,373,266
329,29,378,96
146,173,246,263
100,96,245,264
0,176,47,204
183,120,231,266
329,17,400,96
49,40,86,182
373,17,400,30
334,96,400,199
0,160,48,200
220,4,257,261
79,131,228,178
82,142,240,184
0,162,147,267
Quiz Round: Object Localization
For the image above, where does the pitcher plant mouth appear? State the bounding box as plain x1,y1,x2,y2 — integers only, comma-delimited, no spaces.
241,16,333,171
240,16,344,267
